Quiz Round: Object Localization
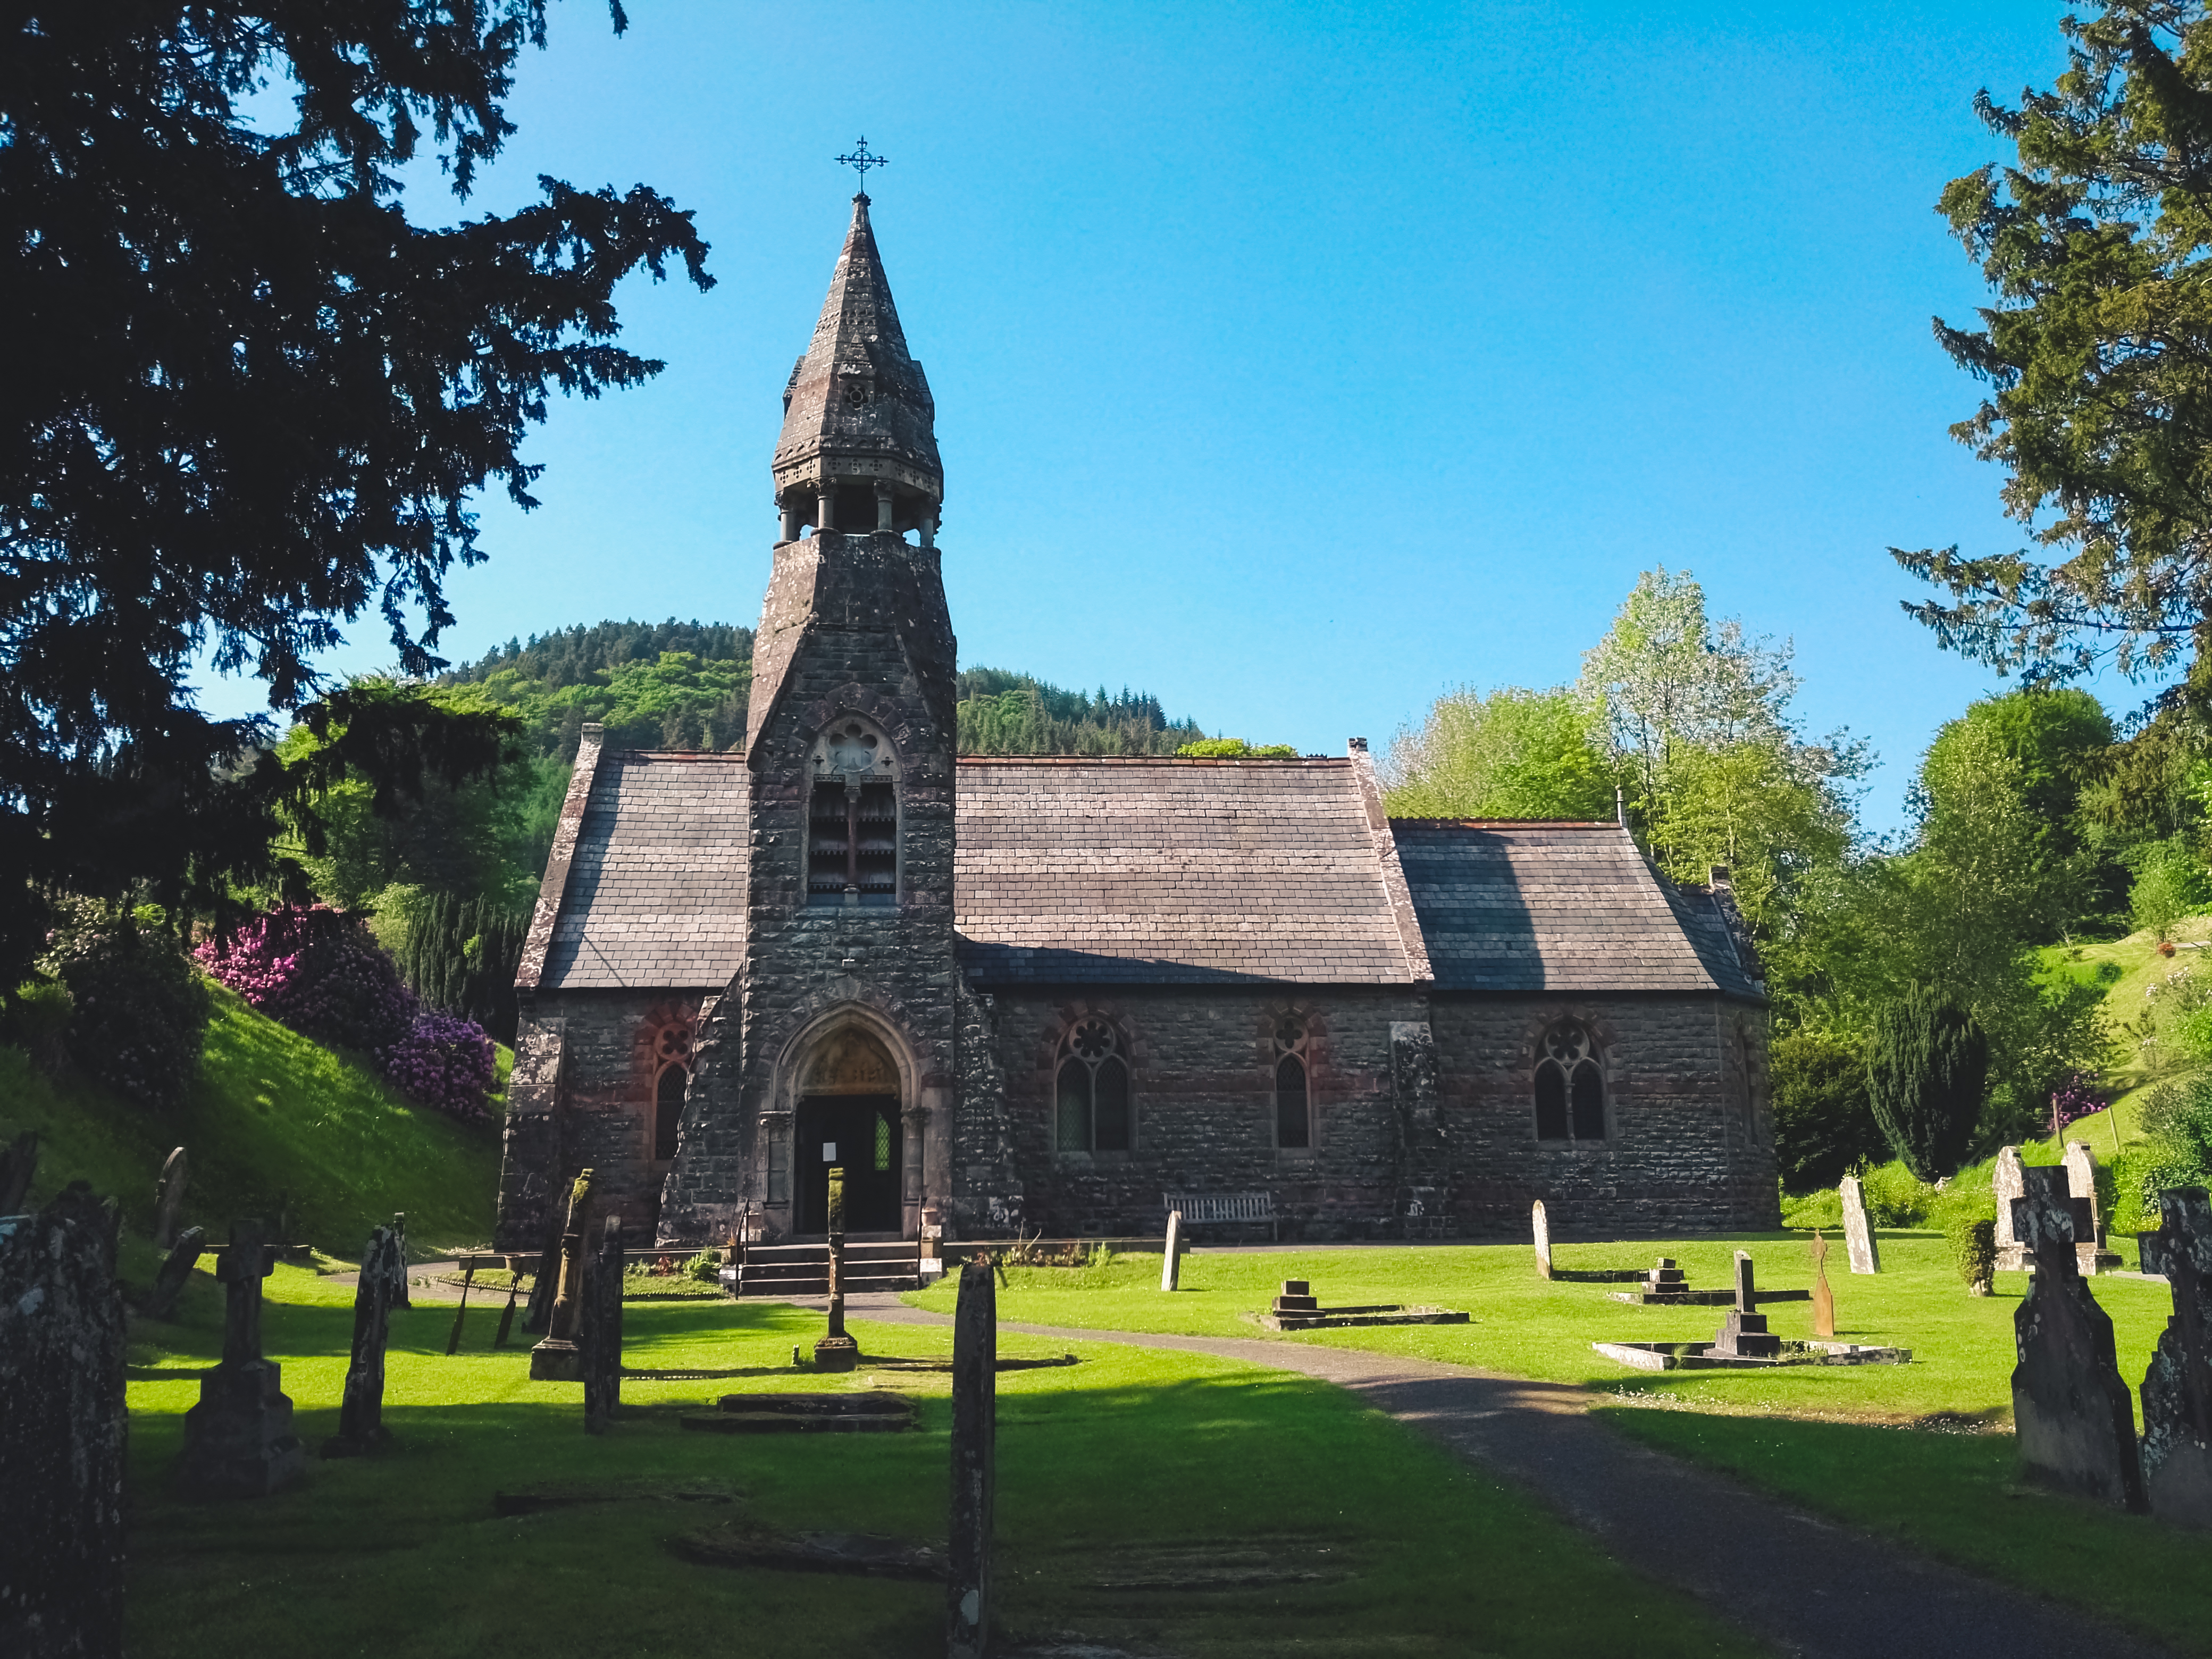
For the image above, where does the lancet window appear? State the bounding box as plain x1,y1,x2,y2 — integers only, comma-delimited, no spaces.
1056,1018,1132,1154
807,717,899,905
1534,1020,1606,1143
652,1021,693,1161
1273,1016,1313,1150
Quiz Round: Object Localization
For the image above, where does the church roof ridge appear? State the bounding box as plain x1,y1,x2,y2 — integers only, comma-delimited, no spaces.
955,753,1343,767
1388,817,1624,830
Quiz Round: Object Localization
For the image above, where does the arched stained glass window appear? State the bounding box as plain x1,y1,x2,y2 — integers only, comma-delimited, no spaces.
1534,1020,1606,1143
1056,1019,1133,1153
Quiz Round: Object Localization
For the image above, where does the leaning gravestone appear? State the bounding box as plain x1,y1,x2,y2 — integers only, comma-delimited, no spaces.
0,1184,126,1659
1161,1208,1184,1292
141,1226,207,1321
387,1211,411,1310
2010,1168,2146,1511
323,1225,401,1457
153,1146,189,1249
177,1218,306,1498
529,1172,594,1382
1839,1175,1880,1274
1531,1199,1553,1281
947,1260,996,1659
1993,1145,2029,1272
581,1216,625,1435
2138,1186,2212,1527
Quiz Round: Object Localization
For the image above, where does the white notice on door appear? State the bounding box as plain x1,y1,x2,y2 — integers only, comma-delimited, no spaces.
823,1142,837,1162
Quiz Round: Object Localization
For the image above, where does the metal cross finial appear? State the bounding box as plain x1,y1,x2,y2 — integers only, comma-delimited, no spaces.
836,136,889,192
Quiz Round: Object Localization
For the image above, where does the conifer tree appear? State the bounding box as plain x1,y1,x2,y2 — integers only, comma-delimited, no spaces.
1867,990,1989,1181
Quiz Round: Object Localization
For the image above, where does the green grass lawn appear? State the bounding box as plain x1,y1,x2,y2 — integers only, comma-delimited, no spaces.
122,1262,1758,1658
1,988,504,1254
906,1233,2212,1654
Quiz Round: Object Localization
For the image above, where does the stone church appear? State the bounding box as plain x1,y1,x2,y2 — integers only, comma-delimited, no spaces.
493,194,1779,1252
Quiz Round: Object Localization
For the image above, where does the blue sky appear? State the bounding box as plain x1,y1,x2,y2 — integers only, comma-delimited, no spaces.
191,1,2118,831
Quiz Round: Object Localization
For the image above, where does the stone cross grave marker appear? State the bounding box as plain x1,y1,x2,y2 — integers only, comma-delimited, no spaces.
1993,1146,2028,1271
530,1172,593,1382
2065,1141,2121,1273
583,1215,625,1434
1531,1200,1553,1280
1809,1231,1835,1338
2009,1167,2146,1511
324,1224,400,1457
0,1185,126,1659
817,1166,859,1371
1839,1174,1881,1274
2138,1186,2212,1527
1710,1251,1781,1359
153,1146,189,1249
178,1217,306,1498
1161,1208,1184,1292
143,1225,206,1322
0,1128,38,1216
947,1260,996,1659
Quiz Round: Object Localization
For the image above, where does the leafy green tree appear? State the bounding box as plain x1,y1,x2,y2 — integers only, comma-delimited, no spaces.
444,622,754,757
954,670,1214,756
2128,835,2211,941
1867,990,1990,1181
1770,1030,1887,1194
1382,688,1618,819
1896,1,2212,685
2,2,710,982
1175,739,1297,759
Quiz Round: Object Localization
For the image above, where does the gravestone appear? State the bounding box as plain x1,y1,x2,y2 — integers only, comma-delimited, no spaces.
947,1260,996,1659
2064,1141,2122,1273
142,1226,206,1321
816,1167,859,1372
1993,1145,2028,1271
387,1211,411,1309
153,1146,189,1249
1839,1174,1881,1273
2138,1186,2212,1527
323,1225,400,1457
1809,1231,1836,1338
2009,1168,2146,1511
529,1171,594,1382
522,1211,562,1335
582,1216,625,1434
0,1184,126,1659
1531,1200,1552,1280
1272,1279,1319,1317
0,1128,38,1216
1161,1208,1184,1292
178,1217,306,1498
1640,1258,1692,1300
1709,1251,1781,1359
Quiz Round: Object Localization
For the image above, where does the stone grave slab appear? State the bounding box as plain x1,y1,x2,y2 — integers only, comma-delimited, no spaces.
681,1391,917,1435
671,1523,945,1581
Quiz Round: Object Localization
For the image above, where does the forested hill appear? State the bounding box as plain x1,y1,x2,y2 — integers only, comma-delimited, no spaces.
439,620,1220,758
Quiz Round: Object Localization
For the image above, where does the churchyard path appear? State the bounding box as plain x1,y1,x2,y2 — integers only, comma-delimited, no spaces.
851,1294,2171,1659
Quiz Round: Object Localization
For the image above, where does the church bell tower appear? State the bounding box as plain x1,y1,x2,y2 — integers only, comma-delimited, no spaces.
660,192,958,1244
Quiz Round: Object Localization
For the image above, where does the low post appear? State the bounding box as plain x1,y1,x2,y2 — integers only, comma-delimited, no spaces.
816,1167,858,1372
0,1184,127,1659
529,1171,594,1382
1161,1209,1184,1292
947,1260,996,1659
324,1225,399,1457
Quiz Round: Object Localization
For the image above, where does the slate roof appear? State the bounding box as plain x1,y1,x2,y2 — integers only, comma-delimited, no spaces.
953,757,1415,985
540,752,749,990
1389,821,1761,996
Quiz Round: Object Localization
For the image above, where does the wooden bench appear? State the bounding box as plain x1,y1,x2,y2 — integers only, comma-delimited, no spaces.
1162,1191,1277,1242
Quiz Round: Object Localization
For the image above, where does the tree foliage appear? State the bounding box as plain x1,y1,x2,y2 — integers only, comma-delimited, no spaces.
2,1,709,980
1770,1030,1887,1194
954,669,1216,756
442,621,755,758
1896,1,2212,685
39,901,212,1111
1382,688,1617,820
1867,990,1991,1181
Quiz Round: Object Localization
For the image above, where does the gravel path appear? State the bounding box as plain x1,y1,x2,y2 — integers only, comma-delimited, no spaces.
847,1295,2171,1659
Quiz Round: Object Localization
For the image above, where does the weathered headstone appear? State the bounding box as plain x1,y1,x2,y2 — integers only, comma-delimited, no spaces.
1809,1231,1835,1338
2010,1167,2145,1511
1710,1251,1781,1359
2064,1140,2122,1273
946,1260,996,1659
178,1217,306,1498
2138,1186,2212,1527
1161,1208,1184,1292
152,1146,189,1249
529,1171,594,1382
582,1216,625,1434
522,1212,562,1335
816,1166,859,1372
142,1226,206,1321
1839,1174,1880,1273
1993,1145,2028,1271
0,1184,126,1659
1531,1200,1552,1281
388,1211,411,1309
323,1225,399,1457
0,1128,39,1216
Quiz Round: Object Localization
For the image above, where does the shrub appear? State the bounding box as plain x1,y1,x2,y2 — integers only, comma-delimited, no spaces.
1945,1211,1998,1292
380,1009,498,1121
4,977,75,1074
1857,1158,1940,1227
2047,1072,2108,1139
1174,738,1297,759
683,1249,722,1283
1771,1030,1886,1194
1867,990,1988,1181
197,903,415,1056
40,902,211,1110
2123,1076,2212,1227
2129,835,2210,942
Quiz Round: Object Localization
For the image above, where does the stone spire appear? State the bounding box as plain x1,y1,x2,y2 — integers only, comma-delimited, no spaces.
772,194,944,543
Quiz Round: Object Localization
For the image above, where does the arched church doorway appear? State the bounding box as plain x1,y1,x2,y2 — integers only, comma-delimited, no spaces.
793,1026,904,1235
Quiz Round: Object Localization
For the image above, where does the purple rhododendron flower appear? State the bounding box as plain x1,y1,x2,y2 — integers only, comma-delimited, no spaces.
381,1010,498,1121
197,904,415,1055
2050,1073,2108,1138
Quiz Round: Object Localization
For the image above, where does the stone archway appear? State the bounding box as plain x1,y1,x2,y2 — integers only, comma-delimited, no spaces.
793,1025,904,1235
